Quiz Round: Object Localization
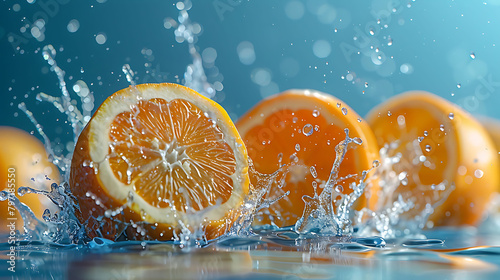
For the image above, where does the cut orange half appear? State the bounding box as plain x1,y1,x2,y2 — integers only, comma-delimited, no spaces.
236,89,380,227
366,91,499,226
70,83,249,240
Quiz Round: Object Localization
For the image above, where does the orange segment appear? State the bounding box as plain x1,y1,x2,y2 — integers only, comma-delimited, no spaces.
0,126,60,232
366,91,499,226
236,89,380,227
70,83,249,240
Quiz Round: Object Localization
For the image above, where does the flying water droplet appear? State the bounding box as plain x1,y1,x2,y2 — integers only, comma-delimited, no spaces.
310,166,317,178
448,112,454,120
302,124,314,136
470,52,476,59
312,110,320,117
425,145,431,152
341,107,348,115
295,143,300,151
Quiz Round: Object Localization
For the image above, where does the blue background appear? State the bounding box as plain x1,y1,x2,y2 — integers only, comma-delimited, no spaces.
1,0,500,147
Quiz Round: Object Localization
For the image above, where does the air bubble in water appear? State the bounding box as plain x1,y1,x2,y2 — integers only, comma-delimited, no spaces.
303,124,314,136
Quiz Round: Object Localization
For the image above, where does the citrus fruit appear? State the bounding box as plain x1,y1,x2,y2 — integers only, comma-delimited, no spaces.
480,117,500,163
70,83,249,240
366,91,499,226
236,89,380,227
0,126,60,232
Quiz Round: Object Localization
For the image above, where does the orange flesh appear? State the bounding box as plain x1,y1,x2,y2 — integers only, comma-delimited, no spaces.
241,108,368,226
108,98,236,212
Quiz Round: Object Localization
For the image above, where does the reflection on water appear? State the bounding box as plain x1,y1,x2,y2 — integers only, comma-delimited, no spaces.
2,228,500,279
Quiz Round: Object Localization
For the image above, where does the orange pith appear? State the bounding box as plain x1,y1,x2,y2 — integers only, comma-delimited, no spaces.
236,90,380,227
70,83,249,241
366,91,499,226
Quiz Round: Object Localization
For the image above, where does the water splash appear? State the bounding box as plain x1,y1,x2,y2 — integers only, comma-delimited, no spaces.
294,129,371,236
354,141,454,239
0,182,82,244
12,45,94,243
19,44,93,175
229,159,291,236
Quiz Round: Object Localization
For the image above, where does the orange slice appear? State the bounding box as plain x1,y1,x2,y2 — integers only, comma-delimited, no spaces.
480,117,500,196
366,91,499,226
236,89,380,227
0,126,60,232
70,83,249,240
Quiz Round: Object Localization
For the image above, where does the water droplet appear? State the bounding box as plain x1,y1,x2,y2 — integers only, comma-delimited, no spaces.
440,124,445,131
341,107,348,115
372,160,380,168
335,185,344,193
364,82,368,88
310,166,317,178
425,145,431,152
357,118,362,122
336,102,341,108
457,83,461,88
470,52,476,59
369,29,375,35
302,124,314,136
474,169,484,178
448,112,454,120
295,143,300,151
423,131,428,136
312,110,320,117
387,111,392,116
418,137,424,142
